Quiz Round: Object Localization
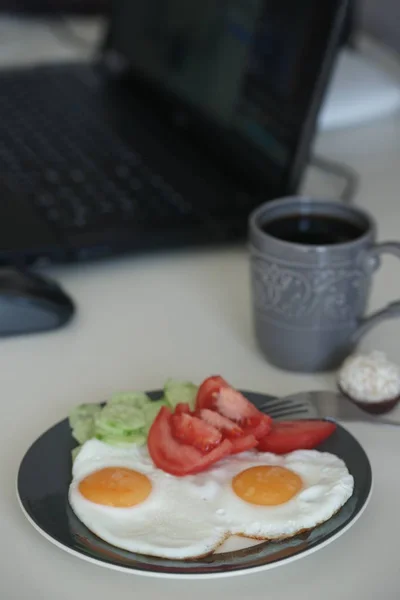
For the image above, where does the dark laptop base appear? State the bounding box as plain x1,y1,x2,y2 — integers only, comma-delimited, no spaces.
0,63,262,266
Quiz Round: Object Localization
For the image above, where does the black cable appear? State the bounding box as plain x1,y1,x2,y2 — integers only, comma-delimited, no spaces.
309,155,359,204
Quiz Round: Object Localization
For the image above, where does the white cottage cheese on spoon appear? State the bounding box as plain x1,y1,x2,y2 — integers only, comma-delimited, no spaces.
339,351,400,403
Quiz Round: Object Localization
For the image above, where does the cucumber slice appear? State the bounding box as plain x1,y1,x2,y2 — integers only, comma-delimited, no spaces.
69,403,102,444
94,402,146,439
143,399,168,432
69,383,197,452
69,403,102,429
164,379,198,410
108,392,151,409
72,419,96,445
95,431,146,447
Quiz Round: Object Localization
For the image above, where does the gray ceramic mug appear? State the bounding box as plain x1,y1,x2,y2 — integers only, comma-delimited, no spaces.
249,197,400,372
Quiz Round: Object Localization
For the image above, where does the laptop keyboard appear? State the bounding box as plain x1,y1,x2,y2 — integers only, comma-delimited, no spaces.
0,64,214,236
30,157,194,233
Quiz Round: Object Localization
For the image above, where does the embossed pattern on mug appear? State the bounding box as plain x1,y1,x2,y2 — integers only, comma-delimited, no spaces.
252,257,368,329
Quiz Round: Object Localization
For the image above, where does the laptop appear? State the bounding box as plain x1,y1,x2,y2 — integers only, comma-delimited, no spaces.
0,0,349,266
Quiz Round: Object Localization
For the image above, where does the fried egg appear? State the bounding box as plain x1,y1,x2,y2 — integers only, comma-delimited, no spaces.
209,450,354,540
69,439,354,560
69,439,227,559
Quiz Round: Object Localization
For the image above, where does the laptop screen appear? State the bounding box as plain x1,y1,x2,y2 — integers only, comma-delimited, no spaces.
107,0,346,194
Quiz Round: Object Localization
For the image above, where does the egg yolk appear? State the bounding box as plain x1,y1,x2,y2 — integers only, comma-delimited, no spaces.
232,466,302,506
79,467,152,507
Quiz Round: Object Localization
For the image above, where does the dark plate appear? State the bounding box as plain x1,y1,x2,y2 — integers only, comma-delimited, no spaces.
17,391,372,579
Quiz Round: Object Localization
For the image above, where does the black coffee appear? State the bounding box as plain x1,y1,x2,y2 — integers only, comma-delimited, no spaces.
262,214,366,245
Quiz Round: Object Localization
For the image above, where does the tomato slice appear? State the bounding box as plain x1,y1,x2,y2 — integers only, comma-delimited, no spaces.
197,408,259,453
174,403,191,415
230,434,258,454
199,408,243,438
148,406,232,476
171,412,222,452
196,376,228,411
257,420,337,454
241,413,272,440
196,377,272,441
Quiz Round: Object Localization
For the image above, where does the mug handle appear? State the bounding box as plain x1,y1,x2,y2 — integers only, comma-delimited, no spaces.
352,242,400,343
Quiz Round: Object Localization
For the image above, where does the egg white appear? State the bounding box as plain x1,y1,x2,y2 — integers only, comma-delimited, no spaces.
69,439,227,559
69,439,354,560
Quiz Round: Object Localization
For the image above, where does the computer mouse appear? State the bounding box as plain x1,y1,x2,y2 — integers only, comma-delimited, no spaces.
0,268,75,337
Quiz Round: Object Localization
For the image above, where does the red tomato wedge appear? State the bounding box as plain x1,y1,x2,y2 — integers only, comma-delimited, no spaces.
229,434,258,454
171,412,222,453
198,408,258,454
198,409,243,438
174,403,191,415
148,406,232,476
196,376,272,441
257,420,337,454
196,376,227,410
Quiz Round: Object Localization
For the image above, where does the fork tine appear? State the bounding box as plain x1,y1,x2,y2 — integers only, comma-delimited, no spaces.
257,400,310,414
267,407,315,419
258,397,310,407
255,397,319,420
265,405,311,418
255,398,302,410
266,401,310,411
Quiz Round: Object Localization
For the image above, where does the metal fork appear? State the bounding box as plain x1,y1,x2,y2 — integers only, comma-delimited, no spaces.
255,390,400,427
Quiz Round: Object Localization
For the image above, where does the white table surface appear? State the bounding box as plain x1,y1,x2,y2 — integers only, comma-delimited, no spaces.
1,18,400,600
